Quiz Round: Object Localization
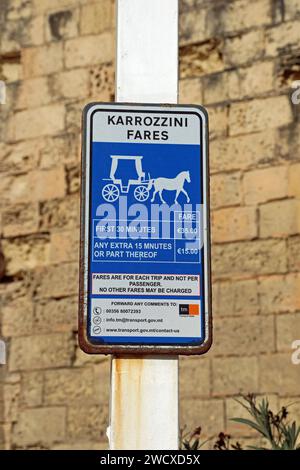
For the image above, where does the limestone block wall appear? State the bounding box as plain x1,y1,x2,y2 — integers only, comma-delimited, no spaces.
0,0,300,449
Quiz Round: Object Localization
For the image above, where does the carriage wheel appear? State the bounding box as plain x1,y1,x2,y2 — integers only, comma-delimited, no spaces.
134,185,149,202
102,184,120,202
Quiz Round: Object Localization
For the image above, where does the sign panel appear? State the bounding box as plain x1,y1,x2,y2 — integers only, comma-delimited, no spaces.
79,103,212,355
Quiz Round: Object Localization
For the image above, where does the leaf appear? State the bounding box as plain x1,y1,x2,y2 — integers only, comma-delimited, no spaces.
231,417,270,439
191,439,199,450
283,422,300,449
198,437,213,449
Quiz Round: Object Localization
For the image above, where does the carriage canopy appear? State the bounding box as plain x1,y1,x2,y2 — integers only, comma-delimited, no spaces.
110,155,145,183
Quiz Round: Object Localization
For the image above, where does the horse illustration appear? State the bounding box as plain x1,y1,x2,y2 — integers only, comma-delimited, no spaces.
147,170,191,204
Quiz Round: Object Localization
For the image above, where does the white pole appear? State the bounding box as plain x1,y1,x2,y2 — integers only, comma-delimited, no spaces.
108,0,179,450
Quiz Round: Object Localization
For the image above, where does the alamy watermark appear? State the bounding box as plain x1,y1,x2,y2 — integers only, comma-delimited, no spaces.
0,80,6,104
291,80,300,105
95,197,202,244
291,340,300,365
93,196,203,264
0,338,6,365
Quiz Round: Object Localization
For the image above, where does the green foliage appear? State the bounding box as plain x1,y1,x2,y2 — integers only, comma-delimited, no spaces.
231,394,300,450
180,426,242,450
179,426,208,450
180,395,300,450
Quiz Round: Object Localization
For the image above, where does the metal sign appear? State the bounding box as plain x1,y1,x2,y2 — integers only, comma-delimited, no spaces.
79,103,212,355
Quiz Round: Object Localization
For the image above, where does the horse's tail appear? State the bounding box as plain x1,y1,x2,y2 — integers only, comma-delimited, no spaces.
147,179,154,190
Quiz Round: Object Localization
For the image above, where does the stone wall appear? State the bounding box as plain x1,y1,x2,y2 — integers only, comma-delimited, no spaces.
0,0,300,449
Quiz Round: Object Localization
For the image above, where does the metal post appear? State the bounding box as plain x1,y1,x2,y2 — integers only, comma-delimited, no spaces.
108,0,179,450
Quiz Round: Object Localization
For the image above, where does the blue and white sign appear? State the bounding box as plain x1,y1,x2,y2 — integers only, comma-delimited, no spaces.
79,103,211,355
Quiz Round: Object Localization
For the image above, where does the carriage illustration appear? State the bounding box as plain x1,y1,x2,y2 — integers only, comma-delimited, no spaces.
101,154,191,204
101,155,151,202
